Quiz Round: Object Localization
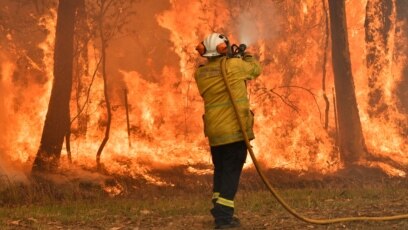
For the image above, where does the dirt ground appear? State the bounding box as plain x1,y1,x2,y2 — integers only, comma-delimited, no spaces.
1,165,408,229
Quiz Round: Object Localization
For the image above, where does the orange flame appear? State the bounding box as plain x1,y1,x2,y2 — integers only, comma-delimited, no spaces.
0,0,407,180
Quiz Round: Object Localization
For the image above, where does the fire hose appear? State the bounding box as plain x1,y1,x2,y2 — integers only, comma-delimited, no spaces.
219,56,408,224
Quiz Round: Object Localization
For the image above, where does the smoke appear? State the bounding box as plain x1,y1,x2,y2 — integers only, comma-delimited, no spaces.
237,11,258,45
233,1,281,46
0,156,28,185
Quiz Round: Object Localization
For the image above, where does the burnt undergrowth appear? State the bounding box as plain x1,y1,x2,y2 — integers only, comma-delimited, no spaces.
0,163,406,206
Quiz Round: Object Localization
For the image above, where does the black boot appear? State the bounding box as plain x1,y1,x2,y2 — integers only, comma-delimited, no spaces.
211,204,239,229
214,217,240,229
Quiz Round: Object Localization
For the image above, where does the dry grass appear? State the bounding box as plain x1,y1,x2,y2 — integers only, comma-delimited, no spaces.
1,168,408,229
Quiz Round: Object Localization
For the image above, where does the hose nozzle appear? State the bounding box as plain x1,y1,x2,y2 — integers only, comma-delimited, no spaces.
239,44,246,52
238,44,247,56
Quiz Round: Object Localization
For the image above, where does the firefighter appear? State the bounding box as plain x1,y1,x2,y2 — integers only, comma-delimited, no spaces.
194,33,262,229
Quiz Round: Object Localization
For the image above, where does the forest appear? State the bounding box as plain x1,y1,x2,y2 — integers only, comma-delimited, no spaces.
0,0,407,229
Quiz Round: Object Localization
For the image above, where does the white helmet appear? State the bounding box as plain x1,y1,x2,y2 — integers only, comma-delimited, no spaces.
196,33,228,57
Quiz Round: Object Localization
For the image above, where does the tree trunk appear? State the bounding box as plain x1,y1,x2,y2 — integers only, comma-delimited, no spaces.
365,0,394,117
96,1,112,170
96,38,112,170
322,0,330,130
395,0,408,113
328,0,367,165
124,88,132,148
74,0,89,137
32,0,79,172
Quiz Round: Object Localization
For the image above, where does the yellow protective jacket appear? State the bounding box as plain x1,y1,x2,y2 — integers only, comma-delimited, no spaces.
195,56,262,146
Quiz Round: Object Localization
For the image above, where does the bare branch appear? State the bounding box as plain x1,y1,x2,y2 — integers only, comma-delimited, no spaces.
268,88,300,113
70,55,103,124
278,85,323,122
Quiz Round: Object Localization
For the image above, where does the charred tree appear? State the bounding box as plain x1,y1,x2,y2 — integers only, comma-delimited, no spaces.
73,0,90,138
322,0,330,130
95,20,112,170
87,0,136,170
32,0,80,172
328,0,368,165
365,0,395,118
66,0,87,164
124,88,132,148
395,0,408,113
395,0,408,137
95,0,113,170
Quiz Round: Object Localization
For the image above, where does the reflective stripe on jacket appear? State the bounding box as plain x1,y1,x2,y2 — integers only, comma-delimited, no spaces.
195,56,262,146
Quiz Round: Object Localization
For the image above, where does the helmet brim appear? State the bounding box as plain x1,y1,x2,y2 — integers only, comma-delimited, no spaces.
202,52,222,57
